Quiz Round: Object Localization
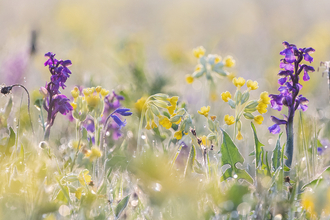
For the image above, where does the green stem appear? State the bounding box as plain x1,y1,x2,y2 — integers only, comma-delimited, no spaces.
299,111,310,180
137,106,146,154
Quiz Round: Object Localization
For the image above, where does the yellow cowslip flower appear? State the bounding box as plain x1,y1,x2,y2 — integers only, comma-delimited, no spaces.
135,96,147,114
145,121,151,130
85,93,100,108
71,102,77,110
256,103,267,114
83,87,94,96
85,146,102,161
186,75,194,84
193,46,205,58
301,192,316,217
174,131,182,140
78,170,92,186
259,92,270,104
210,116,216,121
171,113,182,124
159,116,172,129
71,140,84,149
232,77,245,89
167,105,176,115
101,89,109,97
236,131,243,140
221,91,232,102
246,80,259,90
151,120,157,129
71,87,79,99
227,72,236,81
254,115,264,125
75,187,83,200
95,86,102,93
224,115,235,125
198,106,210,117
201,135,210,147
214,55,222,64
167,96,179,106
224,56,235,67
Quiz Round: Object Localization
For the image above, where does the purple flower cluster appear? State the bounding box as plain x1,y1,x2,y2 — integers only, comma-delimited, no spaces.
268,42,315,134
42,52,73,139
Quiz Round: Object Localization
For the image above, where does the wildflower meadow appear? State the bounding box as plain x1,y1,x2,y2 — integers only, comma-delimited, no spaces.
2,1,330,219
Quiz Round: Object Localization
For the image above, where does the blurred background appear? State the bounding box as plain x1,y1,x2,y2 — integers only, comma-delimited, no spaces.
1,0,330,155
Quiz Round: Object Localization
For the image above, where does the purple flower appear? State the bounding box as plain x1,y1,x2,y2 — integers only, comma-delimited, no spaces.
52,94,73,116
268,116,287,134
113,108,133,116
110,114,127,129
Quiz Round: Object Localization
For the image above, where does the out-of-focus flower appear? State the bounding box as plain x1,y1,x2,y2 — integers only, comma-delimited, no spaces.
186,75,194,84
78,170,92,185
174,131,182,140
193,46,205,58
135,96,147,114
85,146,102,161
221,91,232,102
159,116,172,129
236,131,243,140
254,115,264,125
224,56,235,67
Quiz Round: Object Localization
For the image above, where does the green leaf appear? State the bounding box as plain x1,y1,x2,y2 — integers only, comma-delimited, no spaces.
234,90,242,105
243,112,254,120
251,122,264,169
184,144,196,177
220,129,253,184
241,92,250,104
115,195,130,219
272,133,282,172
4,98,13,118
228,100,236,109
207,118,216,132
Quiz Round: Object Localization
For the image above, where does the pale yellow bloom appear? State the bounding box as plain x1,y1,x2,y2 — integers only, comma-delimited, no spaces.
174,131,182,140
78,170,92,186
224,56,235,67
227,72,236,81
224,115,235,125
236,131,243,140
193,46,206,58
85,146,102,161
256,103,268,114
186,75,194,84
101,89,109,97
71,102,77,110
151,120,157,129
198,106,210,117
254,115,264,125
71,87,79,99
135,96,147,114
145,121,151,130
159,116,172,129
232,77,245,89
259,91,271,104
221,91,232,102
246,80,259,90
214,55,222,64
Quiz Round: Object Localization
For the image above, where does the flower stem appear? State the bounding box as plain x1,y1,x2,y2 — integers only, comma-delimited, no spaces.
285,112,294,168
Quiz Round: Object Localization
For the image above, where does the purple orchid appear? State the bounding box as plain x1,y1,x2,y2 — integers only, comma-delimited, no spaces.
268,42,315,167
43,52,73,140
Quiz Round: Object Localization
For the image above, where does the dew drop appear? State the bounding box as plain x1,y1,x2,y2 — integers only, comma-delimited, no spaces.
141,135,146,140
233,174,238,179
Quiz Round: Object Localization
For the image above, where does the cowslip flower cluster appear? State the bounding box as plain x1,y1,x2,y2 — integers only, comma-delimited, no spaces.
185,46,235,85
41,52,73,140
268,42,315,167
221,77,269,140
138,94,192,140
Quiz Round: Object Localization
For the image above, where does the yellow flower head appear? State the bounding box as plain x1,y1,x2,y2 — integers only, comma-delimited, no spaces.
75,187,84,200
85,146,102,161
78,170,92,186
210,116,216,121
201,135,210,147
83,88,94,96
145,121,151,130
254,115,264,125
236,131,243,140
193,46,206,58
301,192,316,216
71,102,77,110
167,96,179,106
151,120,157,129
246,80,259,90
71,87,80,99
186,75,194,84
259,91,270,104
95,86,102,93
135,96,147,113
159,116,172,129
72,140,84,149
214,55,222,64
224,114,235,125
174,131,183,140
85,93,101,108
232,77,245,89
198,106,210,117
101,89,110,97
167,105,176,115
221,91,232,102
224,56,235,67
256,103,268,114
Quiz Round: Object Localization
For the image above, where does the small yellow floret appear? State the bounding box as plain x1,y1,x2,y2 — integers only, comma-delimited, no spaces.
174,131,182,140
167,96,179,106
201,135,210,147
71,102,77,110
236,131,243,140
246,80,259,90
195,64,202,72
221,91,232,102
135,97,147,113
193,46,206,58
95,86,102,93
232,77,246,89
101,89,109,97
224,115,235,125
256,103,268,114
86,94,100,108
159,116,172,129
259,91,271,104
227,72,236,81
186,75,194,84
86,146,102,161
214,55,222,64
224,56,235,67
254,115,264,125
145,121,151,130
198,106,210,117
78,170,92,186
83,88,93,96
151,120,157,129
71,87,80,98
